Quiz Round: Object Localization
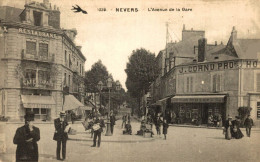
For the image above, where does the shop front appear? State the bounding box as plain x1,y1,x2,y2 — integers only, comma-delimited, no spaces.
171,95,226,125
21,95,56,121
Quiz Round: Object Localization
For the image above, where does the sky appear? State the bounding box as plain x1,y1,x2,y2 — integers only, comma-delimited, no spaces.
1,0,260,90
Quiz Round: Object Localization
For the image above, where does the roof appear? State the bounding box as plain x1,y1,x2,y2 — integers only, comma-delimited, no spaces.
0,6,23,22
233,39,260,59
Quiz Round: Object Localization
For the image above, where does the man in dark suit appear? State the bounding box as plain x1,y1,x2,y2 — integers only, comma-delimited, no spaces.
13,111,40,162
244,114,254,137
110,112,116,134
91,115,105,147
53,111,69,160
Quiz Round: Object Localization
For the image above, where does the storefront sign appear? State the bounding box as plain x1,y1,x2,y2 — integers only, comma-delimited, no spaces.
23,103,52,108
178,61,239,73
172,97,224,103
18,28,58,39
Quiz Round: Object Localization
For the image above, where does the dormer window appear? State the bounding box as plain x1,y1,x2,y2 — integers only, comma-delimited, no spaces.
33,11,42,26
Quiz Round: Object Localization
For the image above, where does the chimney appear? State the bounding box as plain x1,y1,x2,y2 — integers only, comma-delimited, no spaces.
198,38,207,62
76,46,82,51
183,24,185,31
215,41,217,46
231,26,237,41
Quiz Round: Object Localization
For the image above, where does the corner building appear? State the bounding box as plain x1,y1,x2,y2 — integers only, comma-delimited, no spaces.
150,25,260,126
0,0,86,121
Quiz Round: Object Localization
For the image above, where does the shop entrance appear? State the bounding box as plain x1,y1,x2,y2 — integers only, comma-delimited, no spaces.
201,104,209,124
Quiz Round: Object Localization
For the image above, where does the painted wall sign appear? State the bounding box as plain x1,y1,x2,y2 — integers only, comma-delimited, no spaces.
178,61,239,73
18,28,58,39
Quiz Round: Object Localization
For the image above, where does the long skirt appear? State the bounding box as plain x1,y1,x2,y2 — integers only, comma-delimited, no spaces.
225,127,232,140
233,128,244,139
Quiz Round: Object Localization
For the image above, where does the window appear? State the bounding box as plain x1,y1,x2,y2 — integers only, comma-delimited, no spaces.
213,74,221,92
24,69,36,87
33,108,39,114
257,102,260,119
38,71,50,87
26,41,36,55
69,54,71,68
68,75,70,87
256,74,260,92
186,76,193,92
80,64,81,73
33,11,42,26
65,50,67,65
41,108,47,114
39,43,48,59
64,73,67,86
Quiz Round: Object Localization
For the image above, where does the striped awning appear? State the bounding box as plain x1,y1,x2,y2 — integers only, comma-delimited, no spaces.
171,95,225,103
63,95,84,111
21,95,56,108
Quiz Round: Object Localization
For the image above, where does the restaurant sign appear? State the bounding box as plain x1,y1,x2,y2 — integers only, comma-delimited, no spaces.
19,28,59,39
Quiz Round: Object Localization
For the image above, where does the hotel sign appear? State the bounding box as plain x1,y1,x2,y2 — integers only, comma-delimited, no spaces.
178,61,239,73
18,28,59,39
172,97,224,103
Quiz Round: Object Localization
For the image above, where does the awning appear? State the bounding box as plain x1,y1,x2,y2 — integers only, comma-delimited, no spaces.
63,95,84,111
21,95,56,108
171,95,225,103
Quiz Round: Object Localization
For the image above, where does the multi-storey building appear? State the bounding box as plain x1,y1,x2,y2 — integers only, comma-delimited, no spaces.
0,0,86,121
150,25,260,126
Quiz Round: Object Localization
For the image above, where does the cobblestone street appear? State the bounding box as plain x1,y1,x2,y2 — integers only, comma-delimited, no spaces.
1,120,260,162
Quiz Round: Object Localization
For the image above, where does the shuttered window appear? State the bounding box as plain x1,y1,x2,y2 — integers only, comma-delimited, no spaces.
257,102,260,119
213,74,222,92
256,74,260,92
26,41,36,55
39,43,48,58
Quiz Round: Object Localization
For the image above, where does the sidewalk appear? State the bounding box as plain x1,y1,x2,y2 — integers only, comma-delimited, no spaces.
68,120,154,143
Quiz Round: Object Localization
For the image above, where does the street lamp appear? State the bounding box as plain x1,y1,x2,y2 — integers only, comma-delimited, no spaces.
97,77,121,136
97,81,103,116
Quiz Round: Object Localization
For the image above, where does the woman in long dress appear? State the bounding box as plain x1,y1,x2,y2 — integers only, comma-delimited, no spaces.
224,116,232,140
231,116,244,139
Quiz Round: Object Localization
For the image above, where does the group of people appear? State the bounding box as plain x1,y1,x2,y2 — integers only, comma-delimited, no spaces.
208,114,222,127
223,115,254,140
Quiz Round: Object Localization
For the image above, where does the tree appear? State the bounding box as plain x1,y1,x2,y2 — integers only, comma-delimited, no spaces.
85,60,109,93
125,48,159,113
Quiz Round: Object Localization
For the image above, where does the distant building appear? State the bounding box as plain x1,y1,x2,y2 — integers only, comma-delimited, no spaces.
0,0,86,121
150,25,260,126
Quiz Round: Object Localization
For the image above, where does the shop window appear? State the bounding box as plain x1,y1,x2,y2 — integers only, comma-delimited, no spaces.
26,41,36,55
192,109,199,118
256,74,260,92
39,43,48,59
41,108,47,114
24,69,36,87
257,102,260,119
33,108,40,115
33,11,42,26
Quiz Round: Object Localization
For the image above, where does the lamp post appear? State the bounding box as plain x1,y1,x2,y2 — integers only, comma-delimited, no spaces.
97,81,103,116
97,77,121,136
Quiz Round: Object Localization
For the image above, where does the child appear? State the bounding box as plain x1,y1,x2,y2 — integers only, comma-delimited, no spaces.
163,119,169,140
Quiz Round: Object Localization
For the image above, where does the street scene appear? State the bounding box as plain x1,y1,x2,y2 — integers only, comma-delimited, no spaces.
1,0,260,161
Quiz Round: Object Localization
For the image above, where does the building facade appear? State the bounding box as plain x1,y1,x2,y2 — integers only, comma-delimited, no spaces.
0,0,86,121
150,25,260,126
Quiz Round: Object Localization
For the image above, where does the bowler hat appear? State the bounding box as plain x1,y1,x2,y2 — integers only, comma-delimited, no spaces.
24,111,35,121
60,111,66,116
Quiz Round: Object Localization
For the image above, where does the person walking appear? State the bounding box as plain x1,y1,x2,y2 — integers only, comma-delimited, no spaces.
110,112,116,135
91,115,105,147
13,111,40,162
122,114,127,128
155,115,162,136
162,119,169,140
53,111,70,161
244,114,254,137
224,116,232,140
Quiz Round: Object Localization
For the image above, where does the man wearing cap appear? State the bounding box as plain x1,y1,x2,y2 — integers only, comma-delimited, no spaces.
91,114,105,147
13,111,40,162
244,114,254,137
53,111,69,160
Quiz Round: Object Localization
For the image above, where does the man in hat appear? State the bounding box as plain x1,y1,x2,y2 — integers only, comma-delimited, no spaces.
91,114,105,147
244,114,254,137
13,111,40,162
53,111,69,160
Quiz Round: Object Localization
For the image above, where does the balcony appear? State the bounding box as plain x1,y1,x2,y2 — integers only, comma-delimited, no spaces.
21,51,55,63
21,78,55,90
